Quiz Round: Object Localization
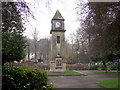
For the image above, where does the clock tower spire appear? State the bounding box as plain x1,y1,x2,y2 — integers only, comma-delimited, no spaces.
52,10,64,20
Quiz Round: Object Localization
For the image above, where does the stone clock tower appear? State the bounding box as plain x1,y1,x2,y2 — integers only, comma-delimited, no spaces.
50,10,67,72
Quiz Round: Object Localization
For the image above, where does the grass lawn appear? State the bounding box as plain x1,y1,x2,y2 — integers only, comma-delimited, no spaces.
89,70,119,73
46,70,81,75
99,79,120,89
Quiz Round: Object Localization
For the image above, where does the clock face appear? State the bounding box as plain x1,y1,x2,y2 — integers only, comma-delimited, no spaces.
55,21,61,28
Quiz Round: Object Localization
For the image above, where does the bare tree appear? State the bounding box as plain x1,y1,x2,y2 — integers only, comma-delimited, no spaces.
37,37,51,63
32,27,39,61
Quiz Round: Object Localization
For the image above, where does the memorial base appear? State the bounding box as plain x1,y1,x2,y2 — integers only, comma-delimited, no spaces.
50,57,66,72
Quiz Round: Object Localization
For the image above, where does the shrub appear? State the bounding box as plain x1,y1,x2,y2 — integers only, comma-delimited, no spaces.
89,65,99,70
100,65,105,70
41,83,54,90
2,66,48,90
107,62,118,70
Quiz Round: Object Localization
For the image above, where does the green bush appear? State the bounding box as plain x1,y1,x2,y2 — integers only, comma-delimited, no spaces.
100,65,105,70
41,83,54,90
2,66,48,90
89,65,99,70
89,62,119,70
107,62,119,70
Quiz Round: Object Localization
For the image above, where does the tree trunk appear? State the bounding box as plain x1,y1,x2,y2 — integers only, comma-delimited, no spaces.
28,45,30,60
102,60,107,72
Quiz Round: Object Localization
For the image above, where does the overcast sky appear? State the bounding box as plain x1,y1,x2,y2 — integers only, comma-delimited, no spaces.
23,0,120,40
23,0,84,40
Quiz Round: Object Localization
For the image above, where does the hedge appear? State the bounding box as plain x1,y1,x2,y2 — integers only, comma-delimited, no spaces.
89,62,120,70
2,66,54,90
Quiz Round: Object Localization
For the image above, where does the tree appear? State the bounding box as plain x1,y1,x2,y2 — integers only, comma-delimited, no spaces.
91,53,116,72
85,2,120,55
37,38,51,63
75,1,120,70
26,38,31,60
2,2,31,65
31,28,39,61
2,33,26,64
69,28,90,64
76,2,120,54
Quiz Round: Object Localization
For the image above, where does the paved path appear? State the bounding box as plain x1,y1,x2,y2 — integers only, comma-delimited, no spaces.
48,70,118,88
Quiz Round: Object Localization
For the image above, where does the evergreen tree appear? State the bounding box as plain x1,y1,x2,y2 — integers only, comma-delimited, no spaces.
2,2,30,65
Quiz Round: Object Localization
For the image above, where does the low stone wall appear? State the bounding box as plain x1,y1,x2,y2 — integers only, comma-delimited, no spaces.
14,63,89,70
14,62,50,70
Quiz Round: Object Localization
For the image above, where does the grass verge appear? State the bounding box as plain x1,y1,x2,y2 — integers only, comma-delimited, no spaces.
99,79,120,89
89,70,119,73
46,70,81,75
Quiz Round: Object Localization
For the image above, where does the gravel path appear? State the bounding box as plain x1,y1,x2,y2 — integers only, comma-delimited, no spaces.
48,70,118,89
